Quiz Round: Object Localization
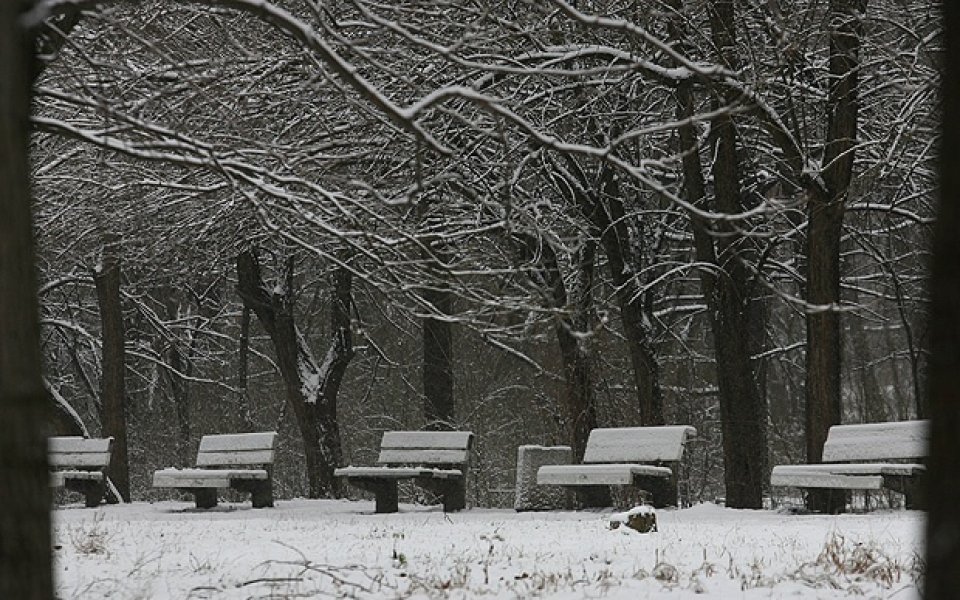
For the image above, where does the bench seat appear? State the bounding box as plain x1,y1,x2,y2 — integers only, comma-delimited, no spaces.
152,432,277,509
770,463,924,489
153,468,269,489
770,420,928,511
537,464,673,486
337,431,473,513
333,466,463,480
49,436,114,507
533,426,696,508
50,470,104,488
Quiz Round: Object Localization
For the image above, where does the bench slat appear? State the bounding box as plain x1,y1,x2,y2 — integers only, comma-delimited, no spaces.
770,465,884,490
582,426,695,463
49,437,112,454
196,449,275,467
380,431,473,450
821,420,928,462
334,466,463,479
377,448,469,465
821,463,925,477
49,452,112,468
50,471,104,487
538,463,672,486
198,432,277,453
153,468,268,488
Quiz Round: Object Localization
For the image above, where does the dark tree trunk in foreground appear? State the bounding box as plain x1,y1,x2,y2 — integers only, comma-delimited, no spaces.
924,3,960,596
0,2,54,596
804,0,866,514
236,250,352,497
93,233,130,501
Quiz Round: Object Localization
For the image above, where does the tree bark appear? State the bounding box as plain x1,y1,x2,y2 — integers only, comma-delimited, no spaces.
679,0,769,509
93,232,130,501
237,305,256,432
422,246,455,430
516,233,600,460
804,0,866,513
236,250,350,497
564,159,665,426
924,3,960,596
162,294,193,466
596,174,665,427
0,1,54,595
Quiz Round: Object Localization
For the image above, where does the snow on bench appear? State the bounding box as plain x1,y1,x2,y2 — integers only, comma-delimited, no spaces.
152,432,277,509
536,426,696,508
49,436,114,507
335,431,474,513
770,420,928,509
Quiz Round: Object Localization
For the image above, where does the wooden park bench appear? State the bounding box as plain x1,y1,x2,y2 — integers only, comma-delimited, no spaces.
335,431,474,513
536,425,697,508
770,420,928,510
152,431,277,509
49,436,114,508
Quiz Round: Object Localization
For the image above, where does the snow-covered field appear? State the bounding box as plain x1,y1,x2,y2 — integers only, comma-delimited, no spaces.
53,499,924,599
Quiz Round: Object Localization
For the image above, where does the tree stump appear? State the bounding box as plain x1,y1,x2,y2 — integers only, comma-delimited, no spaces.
609,505,658,533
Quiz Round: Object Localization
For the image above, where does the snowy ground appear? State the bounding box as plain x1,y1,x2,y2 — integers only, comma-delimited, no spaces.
53,499,924,599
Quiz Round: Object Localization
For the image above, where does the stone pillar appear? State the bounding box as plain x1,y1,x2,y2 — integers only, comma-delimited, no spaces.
514,445,573,511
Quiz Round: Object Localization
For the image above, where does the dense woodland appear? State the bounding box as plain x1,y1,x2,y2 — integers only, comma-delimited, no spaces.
17,0,941,513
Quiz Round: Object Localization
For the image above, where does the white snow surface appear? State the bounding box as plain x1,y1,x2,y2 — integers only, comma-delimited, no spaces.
54,499,923,599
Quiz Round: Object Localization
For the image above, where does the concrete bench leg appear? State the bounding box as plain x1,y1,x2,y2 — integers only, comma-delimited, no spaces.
191,488,218,509
883,473,925,510
369,480,398,513
645,476,678,508
66,480,106,508
576,485,612,508
805,488,849,514
251,480,274,508
233,479,274,508
442,482,466,512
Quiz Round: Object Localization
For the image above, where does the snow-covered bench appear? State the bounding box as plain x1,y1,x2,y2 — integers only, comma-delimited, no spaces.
49,436,114,507
152,432,277,509
335,431,474,513
536,426,697,508
770,420,928,510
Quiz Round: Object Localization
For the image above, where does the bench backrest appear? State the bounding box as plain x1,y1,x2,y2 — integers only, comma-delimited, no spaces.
48,436,113,471
822,420,928,463
196,432,278,468
376,431,474,466
582,426,696,464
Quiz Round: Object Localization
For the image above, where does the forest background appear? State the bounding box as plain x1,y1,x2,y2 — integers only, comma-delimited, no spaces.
18,0,940,516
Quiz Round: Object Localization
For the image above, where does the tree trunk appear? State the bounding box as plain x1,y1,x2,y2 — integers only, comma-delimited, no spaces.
682,0,769,509
804,0,866,513
422,246,455,430
517,233,600,460
574,165,664,426
236,250,350,497
237,305,256,432
162,295,193,466
94,232,130,502
924,3,960,596
0,1,54,595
